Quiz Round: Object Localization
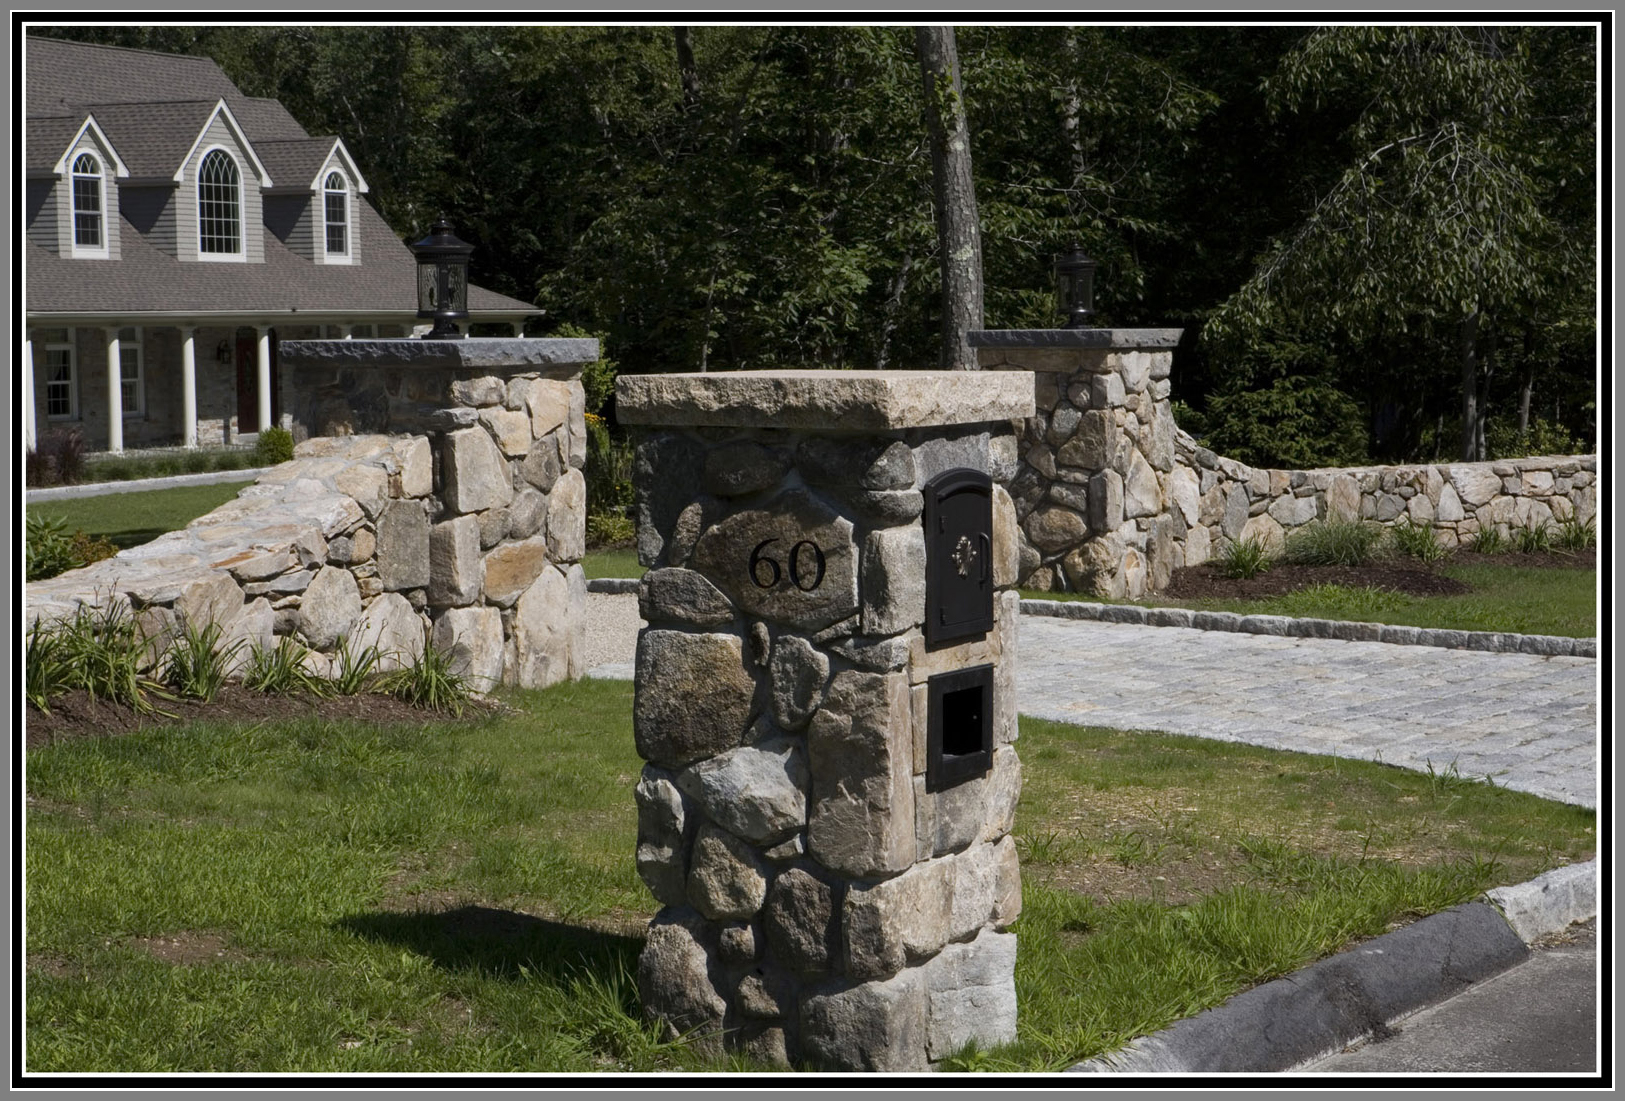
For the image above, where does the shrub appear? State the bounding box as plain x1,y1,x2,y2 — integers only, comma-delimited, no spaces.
1468,526,1508,555
332,636,383,696
244,637,332,697
1514,522,1552,555
34,427,86,486
255,426,295,465
70,530,120,569
163,621,242,703
26,515,81,581
1554,516,1596,552
1199,372,1370,470
586,513,635,548
1285,519,1383,567
1485,416,1580,461
375,644,471,715
1217,536,1272,580
1389,519,1450,565
584,412,635,528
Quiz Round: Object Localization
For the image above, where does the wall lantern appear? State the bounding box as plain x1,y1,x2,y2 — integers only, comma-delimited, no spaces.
410,216,473,340
1055,244,1098,329
215,340,233,365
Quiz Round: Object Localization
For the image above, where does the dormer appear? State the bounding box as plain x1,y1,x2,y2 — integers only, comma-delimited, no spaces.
260,137,369,265
26,114,130,259
172,99,272,263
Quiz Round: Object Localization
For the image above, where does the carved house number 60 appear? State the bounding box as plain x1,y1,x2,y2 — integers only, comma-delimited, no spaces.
749,538,827,592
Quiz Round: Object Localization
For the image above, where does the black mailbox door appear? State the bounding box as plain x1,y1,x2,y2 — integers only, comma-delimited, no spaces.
924,468,994,646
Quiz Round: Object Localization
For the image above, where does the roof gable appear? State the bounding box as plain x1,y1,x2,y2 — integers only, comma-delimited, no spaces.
174,100,273,187
259,137,371,194
51,115,131,178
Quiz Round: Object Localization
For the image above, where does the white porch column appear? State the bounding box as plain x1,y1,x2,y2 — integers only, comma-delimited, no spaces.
181,327,199,448
23,332,37,452
105,327,124,453
341,325,354,340
255,325,272,432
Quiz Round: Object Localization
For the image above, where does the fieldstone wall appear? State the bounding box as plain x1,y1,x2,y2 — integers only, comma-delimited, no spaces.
616,370,1033,1071
973,329,1600,599
25,338,594,693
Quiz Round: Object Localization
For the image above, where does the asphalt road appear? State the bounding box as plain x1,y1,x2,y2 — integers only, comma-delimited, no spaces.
1300,920,1600,1076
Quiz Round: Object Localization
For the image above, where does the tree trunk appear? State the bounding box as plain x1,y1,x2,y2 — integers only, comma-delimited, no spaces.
914,26,983,371
875,253,914,371
1459,310,1481,461
674,27,700,111
1517,326,1535,435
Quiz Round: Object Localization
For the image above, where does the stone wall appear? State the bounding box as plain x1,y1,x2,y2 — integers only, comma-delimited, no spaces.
617,370,1032,1071
25,339,594,693
973,330,1600,599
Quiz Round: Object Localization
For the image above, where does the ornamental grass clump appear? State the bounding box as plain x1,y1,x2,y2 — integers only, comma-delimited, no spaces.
332,636,384,696
1554,516,1597,552
375,644,471,715
1217,536,1272,580
1389,518,1451,565
243,637,333,698
1468,526,1508,555
163,621,242,703
42,603,173,715
1285,519,1383,567
1514,521,1553,555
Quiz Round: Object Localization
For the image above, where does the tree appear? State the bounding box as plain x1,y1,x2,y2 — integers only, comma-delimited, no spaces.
913,26,983,370
1205,26,1596,461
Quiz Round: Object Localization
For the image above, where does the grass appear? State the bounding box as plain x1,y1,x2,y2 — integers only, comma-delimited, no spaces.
78,446,262,485
25,681,1593,1072
1027,561,1596,638
27,482,255,551
1215,536,1271,580
583,549,644,580
1284,519,1384,567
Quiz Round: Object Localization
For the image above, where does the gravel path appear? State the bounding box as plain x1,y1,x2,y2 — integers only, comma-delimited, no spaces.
582,593,643,679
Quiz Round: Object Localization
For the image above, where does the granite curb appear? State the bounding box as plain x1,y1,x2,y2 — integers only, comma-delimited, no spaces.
1068,859,1598,1074
585,577,641,595
26,467,277,503
1020,598,1597,658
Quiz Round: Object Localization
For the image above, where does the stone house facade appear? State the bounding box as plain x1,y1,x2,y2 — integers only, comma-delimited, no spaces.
23,35,536,455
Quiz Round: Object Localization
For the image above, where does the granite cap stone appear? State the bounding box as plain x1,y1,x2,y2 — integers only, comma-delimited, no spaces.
969,328,1183,350
278,337,597,374
615,370,1035,430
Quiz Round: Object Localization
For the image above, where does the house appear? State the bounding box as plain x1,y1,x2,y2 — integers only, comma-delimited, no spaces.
23,35,538,453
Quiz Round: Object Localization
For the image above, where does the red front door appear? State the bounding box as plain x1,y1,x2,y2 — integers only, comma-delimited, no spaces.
234,331,280,432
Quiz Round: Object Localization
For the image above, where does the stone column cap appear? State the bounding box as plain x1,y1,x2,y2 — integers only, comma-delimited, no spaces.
969,328,1183,350
615,370,1035,430
278,337,597,375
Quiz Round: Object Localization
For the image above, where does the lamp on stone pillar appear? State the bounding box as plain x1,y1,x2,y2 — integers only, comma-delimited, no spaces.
410,216,473,340
1055,244,1098,329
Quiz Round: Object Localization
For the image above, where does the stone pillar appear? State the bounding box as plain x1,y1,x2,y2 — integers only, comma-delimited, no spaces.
181,327,199,448
256,325,274,432
105,326,124,453
971,329,1182,598
277,336,599,692
617,369,1033,1072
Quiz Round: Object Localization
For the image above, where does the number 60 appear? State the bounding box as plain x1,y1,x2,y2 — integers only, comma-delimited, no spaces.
749,538,826,592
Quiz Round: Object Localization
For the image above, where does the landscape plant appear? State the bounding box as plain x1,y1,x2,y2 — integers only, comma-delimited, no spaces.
26,515,83,581
1514,521,1553,555
25,622,70,714
243,637,333,698
1284,519,1383,567
1388,518,1451,564
374,644,471,714
331,637,385,696
38,603,172,715
1216,536,1272,580
163,621,242,703
1468,526,1508,555
1555,516,1596,552
254,426,296,466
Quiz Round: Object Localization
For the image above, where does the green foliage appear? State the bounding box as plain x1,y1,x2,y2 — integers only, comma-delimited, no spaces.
1388,519,1450,564
374,645,471,715
1468,526,1508,555
254,426,296,465
78,448,260,484
332,637,384,696
1285,519,1383,567
1513,522,1552,555
1200,376,1370,469
1554,516,1596,553
1485,416,1581,461
583,413,634,527
163,621,242,703
26,427,87,486
586,514,635,549
26,622,71,714
26,515,82,581
550,322,618,415
244,638,333,698
44,604,172,715
1217,537,1272,579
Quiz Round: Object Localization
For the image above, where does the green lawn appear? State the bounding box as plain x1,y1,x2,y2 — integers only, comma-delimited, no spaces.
27,482,255,551
1027,561,1597,638
26,680,1592,1072
583,549,643,580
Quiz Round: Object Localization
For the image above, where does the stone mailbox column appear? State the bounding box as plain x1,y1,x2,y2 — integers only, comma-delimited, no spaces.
616,370,1034,1071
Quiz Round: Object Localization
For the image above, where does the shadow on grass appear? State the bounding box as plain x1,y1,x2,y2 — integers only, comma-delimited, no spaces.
109,527,172,549
338,905,644,984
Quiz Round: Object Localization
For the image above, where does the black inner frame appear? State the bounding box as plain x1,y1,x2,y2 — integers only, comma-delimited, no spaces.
925,662,995,792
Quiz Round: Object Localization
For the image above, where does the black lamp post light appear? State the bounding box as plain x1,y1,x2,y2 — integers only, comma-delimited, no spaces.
1055,243,1098,329
411,216,473,339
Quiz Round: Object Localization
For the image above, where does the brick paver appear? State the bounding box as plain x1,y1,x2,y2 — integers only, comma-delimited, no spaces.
1016,616,1599,808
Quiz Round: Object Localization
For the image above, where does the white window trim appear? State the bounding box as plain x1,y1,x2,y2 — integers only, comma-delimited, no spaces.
42,331,78,421
70,152,110,260
196,144,247,262
323,171,351,261
119,326,145,418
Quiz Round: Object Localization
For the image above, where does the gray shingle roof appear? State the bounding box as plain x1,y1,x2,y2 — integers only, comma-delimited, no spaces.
26,116,80,172
27,198,536,317
256,139,340,192
69,100,218,179
27,36,241,115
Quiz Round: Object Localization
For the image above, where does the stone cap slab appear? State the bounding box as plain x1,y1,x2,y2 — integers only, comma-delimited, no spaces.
616,370,1035,430
279,337,597,375
969,328,1183,350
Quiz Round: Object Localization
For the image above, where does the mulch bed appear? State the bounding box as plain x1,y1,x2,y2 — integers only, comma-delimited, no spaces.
25,685,493,750
1163,549,1594,603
